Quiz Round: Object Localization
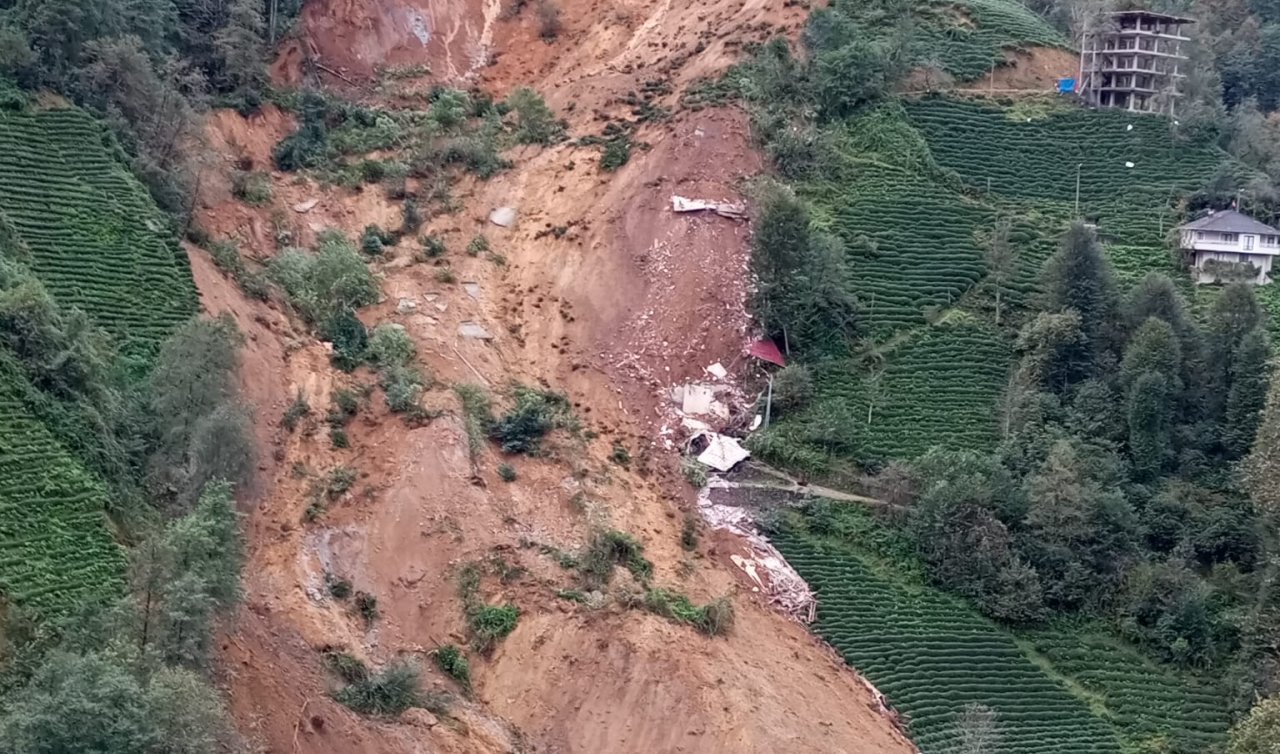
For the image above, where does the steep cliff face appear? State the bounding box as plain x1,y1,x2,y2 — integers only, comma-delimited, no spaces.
200,1,918,752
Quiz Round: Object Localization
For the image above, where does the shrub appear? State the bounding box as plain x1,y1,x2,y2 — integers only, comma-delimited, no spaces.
454,384,493,458
643,589,734,636
488,386,575,454
354,591,379,624
232,170,273,206
435,267,457,284
609,441,631,467
434,644,471,689
325,651,369,684
361,224,391,256
208,240,245,277
331,388,360,422
330,427,349,448
470,604,519,652
327,573,353,599
681,457,707,488
332,661,421,717
681,514,699,551
328,466,357,496
368,323,416,367
419,234,447,258
467,235,490,256
771,364,815,413
322,308,369,372
428,89,472,130
358,159,388,183
507,87,562,145
580,529,653,588
381,365,425,413
498,463,517,482
283,391,310,431
600,135,631,171
537,0,563,39
267,231,379,326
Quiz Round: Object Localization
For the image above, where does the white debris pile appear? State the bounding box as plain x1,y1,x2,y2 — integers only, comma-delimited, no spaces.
697,479,816,622
671,195,747,220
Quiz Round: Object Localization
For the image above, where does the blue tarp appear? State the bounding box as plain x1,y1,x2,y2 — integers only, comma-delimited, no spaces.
1058,78,1077,94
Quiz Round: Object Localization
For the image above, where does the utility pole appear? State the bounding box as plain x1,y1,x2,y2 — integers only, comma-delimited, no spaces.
1075,162,1083,216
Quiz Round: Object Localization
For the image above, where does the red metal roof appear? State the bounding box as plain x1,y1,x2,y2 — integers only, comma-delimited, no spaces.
748,339,786,367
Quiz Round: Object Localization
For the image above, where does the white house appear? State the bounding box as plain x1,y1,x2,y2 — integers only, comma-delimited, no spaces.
1179,210,1280,285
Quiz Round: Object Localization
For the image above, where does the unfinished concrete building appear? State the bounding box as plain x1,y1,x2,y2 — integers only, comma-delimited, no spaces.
1079,10,1192,116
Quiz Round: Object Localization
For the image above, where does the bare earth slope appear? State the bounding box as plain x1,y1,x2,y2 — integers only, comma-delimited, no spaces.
203,1,918,752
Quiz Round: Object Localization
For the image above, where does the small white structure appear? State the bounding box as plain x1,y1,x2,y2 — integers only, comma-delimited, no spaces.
1179,210,1280,285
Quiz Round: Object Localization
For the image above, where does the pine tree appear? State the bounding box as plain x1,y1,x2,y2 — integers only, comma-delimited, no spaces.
1120,317,1182,390
1208,283,1264,418
1224,326,1272,457
1128,372,1173,480
1039,222,1118,387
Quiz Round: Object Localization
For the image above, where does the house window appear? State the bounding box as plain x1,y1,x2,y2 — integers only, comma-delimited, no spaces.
1222,233,1239,243
1195,231,1204,240
1245,235,1255,250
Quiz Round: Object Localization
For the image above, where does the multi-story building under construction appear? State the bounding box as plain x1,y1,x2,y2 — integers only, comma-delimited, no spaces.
1079,10,1193,116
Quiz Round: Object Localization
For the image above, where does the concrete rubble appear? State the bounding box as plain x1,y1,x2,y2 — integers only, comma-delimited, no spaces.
489,206,517,227
671,195,747,220
697,478,816,622
457,321,493,340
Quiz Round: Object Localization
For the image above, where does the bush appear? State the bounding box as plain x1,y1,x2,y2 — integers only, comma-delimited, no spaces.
381,365,425,413
330,427,349,448
326,573,353,599
328,466,357,496
642,589,734,636
267,231,379,326
330,388,360,424
434,645,471,689
488,386,575,454
470,604,519,652
467,235,489,256
231,170,273,206
435,267,457,284
507,87,562,145
332,661,421,717
361,224,393,256
401,199,424,234
354,591,379,625
537,0,563,39
681,457,707,488
601,135,631,171
368,323,416,367
498,463,517,482
419,234,447,258
325,651,369,684
580,529,653,588
323,308,369,371
771,364,815,413
283,390,310,431
609,441,631,467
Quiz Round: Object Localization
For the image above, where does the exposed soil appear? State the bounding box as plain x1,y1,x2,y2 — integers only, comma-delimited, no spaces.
197,0,920,752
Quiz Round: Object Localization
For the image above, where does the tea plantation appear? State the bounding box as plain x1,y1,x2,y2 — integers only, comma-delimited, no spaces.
0,355,124,617
774,526,1123,754
0,106,197,619
0,107,197,355
774,514,1234,753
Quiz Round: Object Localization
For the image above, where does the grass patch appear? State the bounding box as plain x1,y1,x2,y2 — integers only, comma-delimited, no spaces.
578,529,653,588
434,644,471,690
332,660,423,717
642,589,734,637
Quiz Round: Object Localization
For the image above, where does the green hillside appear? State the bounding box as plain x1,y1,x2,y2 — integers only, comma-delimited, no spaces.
0,107,197,356
0,105,199,620
774,508,1232,754
0,354,124,617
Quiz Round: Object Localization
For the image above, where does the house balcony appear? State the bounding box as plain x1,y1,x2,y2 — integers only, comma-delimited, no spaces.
1112,27,1190,42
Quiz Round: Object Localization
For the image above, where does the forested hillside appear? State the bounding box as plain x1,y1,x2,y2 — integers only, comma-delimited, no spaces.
0,2,279,749
718,0,1280,751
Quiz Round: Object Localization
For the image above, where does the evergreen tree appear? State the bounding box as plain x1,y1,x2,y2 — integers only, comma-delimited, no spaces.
213,0,267,97
1120,317,1183,390
1208,283,1265,418
1039,222,1118,387
1129,372,1174,480
1224,326,1272,457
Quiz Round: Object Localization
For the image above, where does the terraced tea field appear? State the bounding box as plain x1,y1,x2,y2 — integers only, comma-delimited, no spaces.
1023,630,1231,752
0,107,196,353
774,528,1123,754
0,355,124,617
773,518,1235,754
810,319,1011,459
